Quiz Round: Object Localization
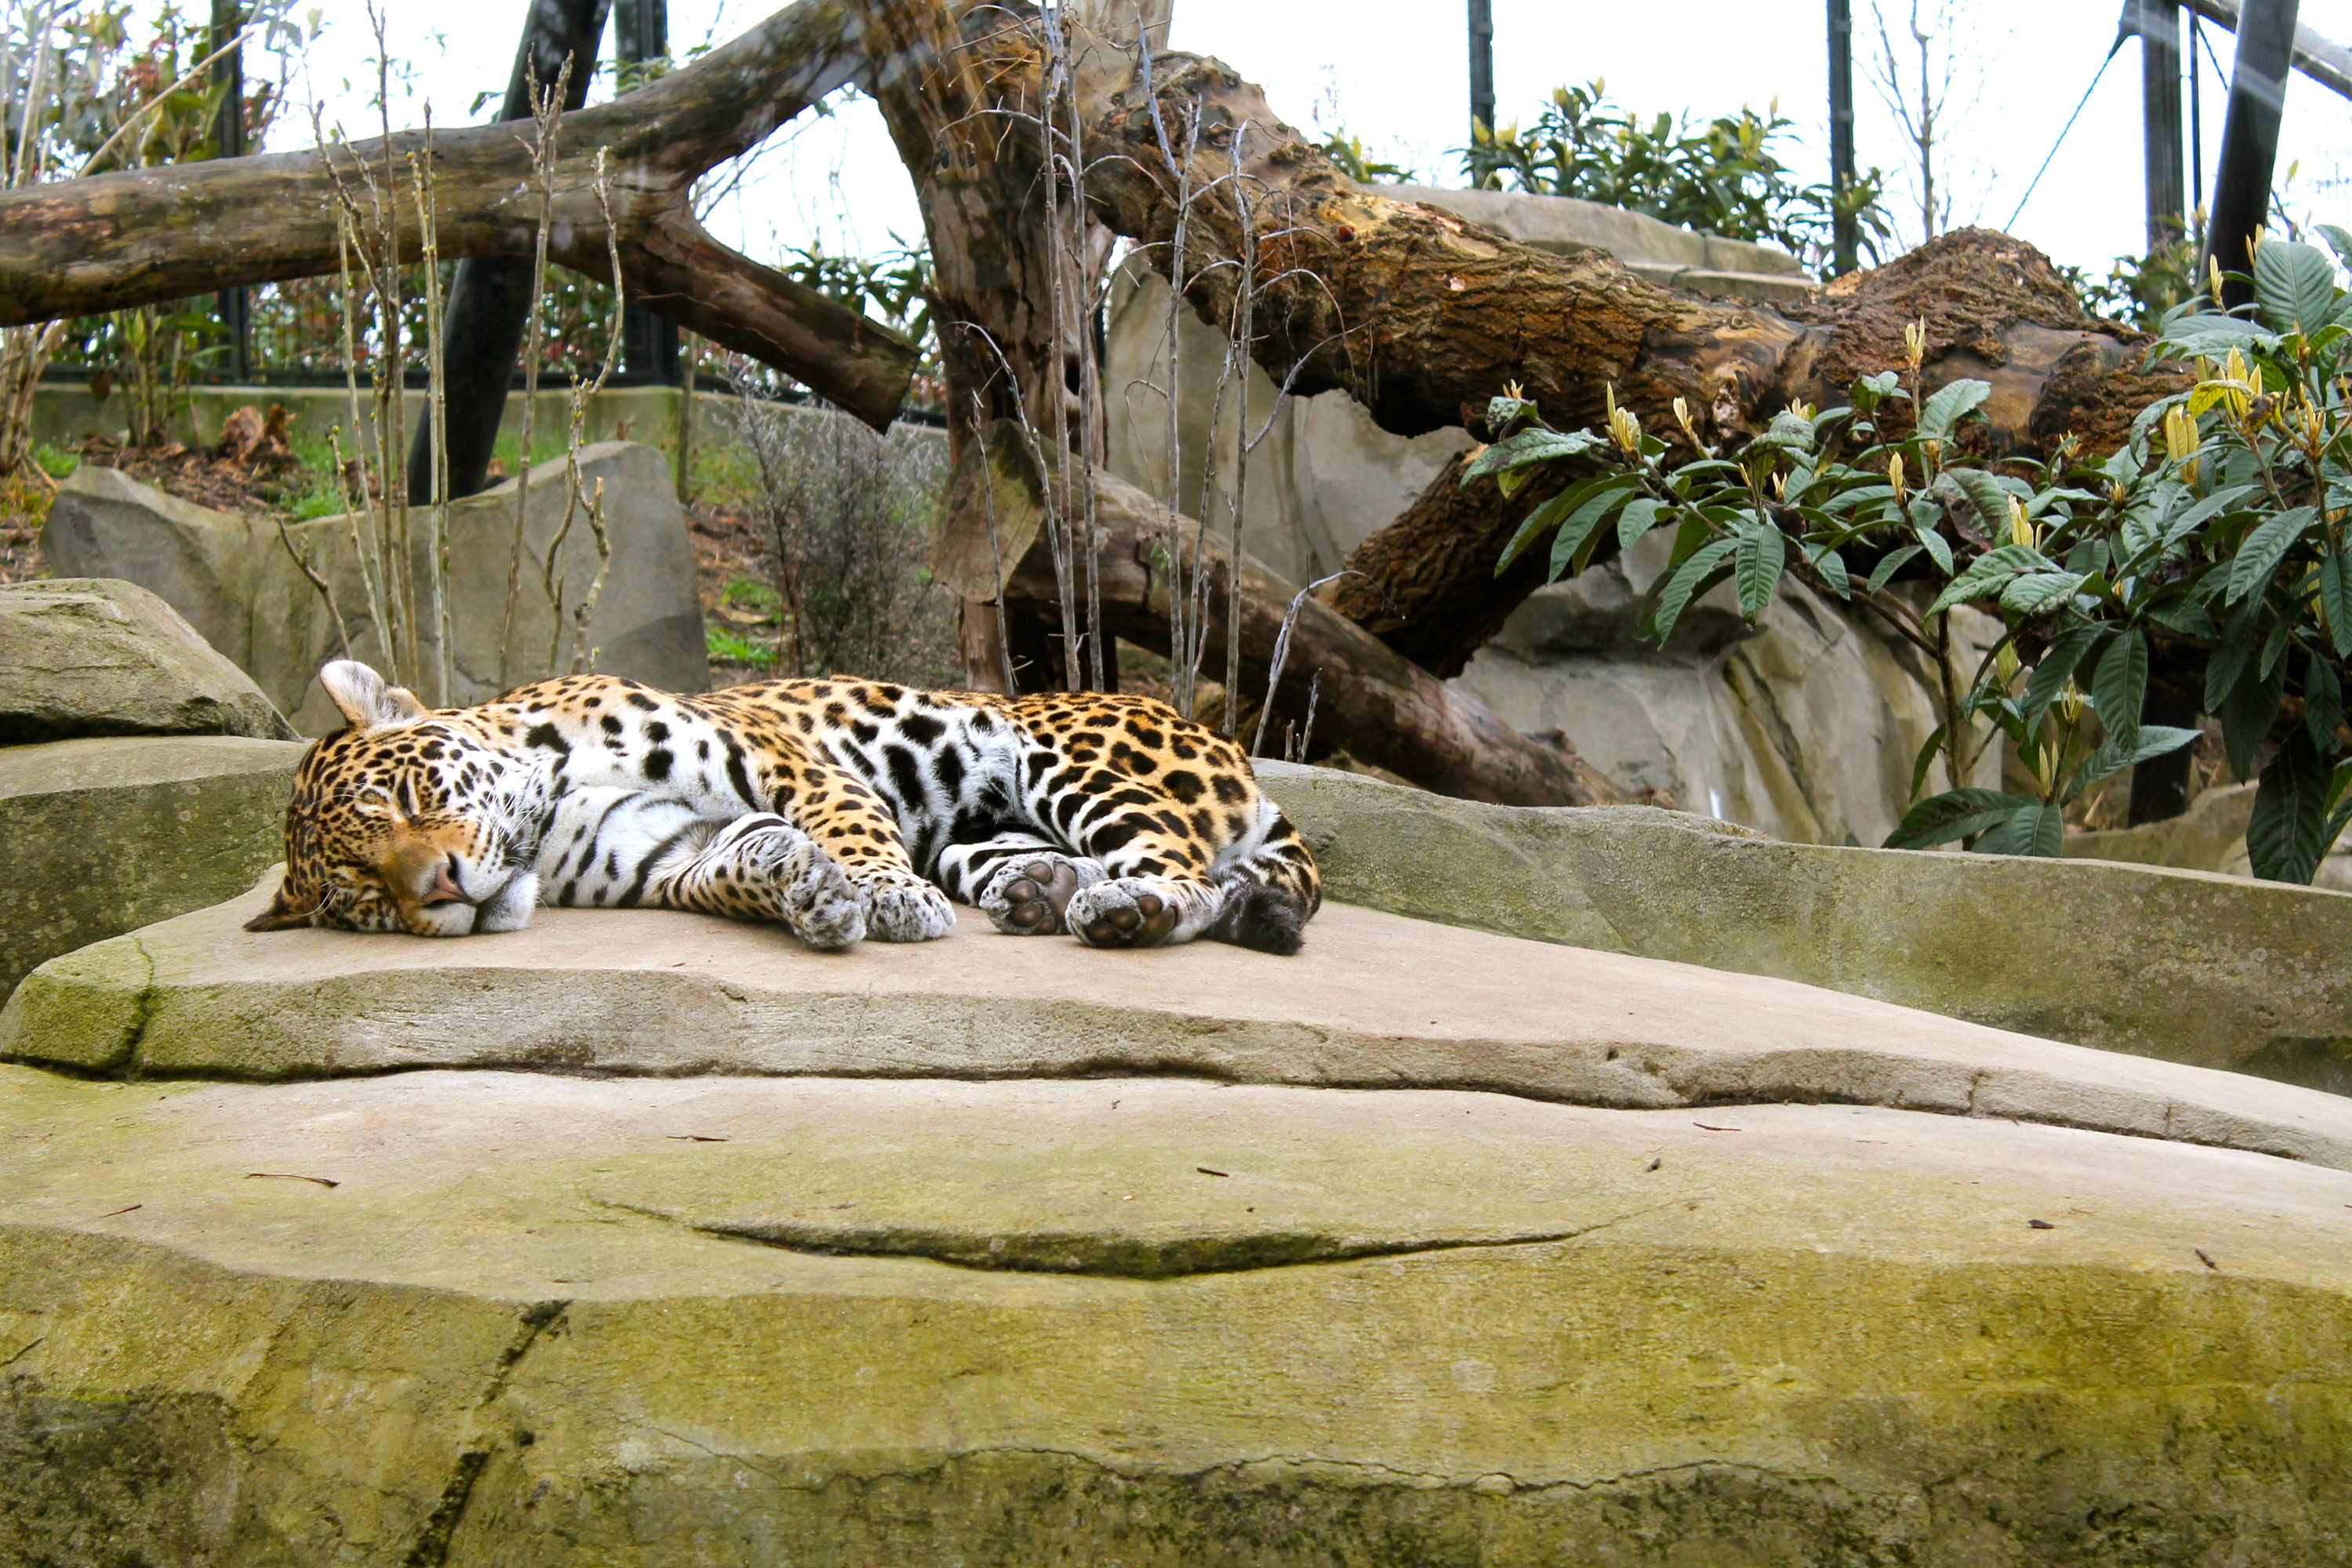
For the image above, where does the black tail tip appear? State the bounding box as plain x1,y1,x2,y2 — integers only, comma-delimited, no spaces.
1225,881,1307,956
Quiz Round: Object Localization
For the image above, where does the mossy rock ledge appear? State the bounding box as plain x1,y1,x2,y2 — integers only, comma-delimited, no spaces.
5,873,2352,1566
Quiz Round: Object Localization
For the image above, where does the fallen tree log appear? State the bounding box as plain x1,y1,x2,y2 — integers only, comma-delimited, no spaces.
935,423,1624,806
0,0,916,428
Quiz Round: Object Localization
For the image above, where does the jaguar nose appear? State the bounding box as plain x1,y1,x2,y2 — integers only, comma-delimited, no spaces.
421,855,466,906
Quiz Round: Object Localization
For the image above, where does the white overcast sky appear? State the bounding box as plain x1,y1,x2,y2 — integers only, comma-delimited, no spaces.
271,0,2352,280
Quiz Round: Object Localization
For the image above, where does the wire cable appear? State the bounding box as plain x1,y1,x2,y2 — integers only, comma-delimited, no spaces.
2004,42,2125,231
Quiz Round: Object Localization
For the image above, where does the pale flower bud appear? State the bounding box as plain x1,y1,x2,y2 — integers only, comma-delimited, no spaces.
2056,681,2085,728
1904,319,1926,369
1888,453,1907,504
2007,496,2037,550
1606,384,1642,456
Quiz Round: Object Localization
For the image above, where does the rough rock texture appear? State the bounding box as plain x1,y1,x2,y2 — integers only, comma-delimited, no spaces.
0,735,305,1002
9,853,2352,1561
0,578,296,743
5,925,2352,1563
43,442,705,732
1256,762,2352,1094
7,884,2350,1166
1454,543,2007,846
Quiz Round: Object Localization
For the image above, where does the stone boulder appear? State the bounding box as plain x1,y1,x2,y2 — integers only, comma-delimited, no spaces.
1256,760,2352,1094
45,441,706,732
0,578,296,743
0,735,305,1000
3,888,2351,1563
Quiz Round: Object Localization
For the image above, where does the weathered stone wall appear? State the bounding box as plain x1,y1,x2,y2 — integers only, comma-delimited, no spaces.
45,441,706,732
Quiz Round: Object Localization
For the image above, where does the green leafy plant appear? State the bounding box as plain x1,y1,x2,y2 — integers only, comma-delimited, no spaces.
2063,234,2201,330
1319,129,1414,186
1465,230,2352,883
1462,80,1893,271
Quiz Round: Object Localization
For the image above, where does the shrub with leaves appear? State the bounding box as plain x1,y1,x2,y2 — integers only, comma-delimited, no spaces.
1462,80,1893,272
1465,230,2352,884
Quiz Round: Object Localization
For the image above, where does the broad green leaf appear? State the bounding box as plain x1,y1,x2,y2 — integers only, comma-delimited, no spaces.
2020,622,2103,724
1926,543,2051,617
1734,523,1788,619
1760,409,1817,450
2152,314,2281,358
2147,596,2219,639
1865,543,1924,595
1496,473,1618,573
1910,724,1950,798
2320,223,2352,271
2252,238,2343,336
1975,801,2065,858
2217,658,2287,783
1883,788,2035,850
1933,467,2016,543
2248,730,2336,884
1545,478,1644,582
2259,614,2298,681
1916,379,1992,440
2091,626,2148,749
1915,521,1954,574
2161,482,2261,550
1616,496,1663,551
1812,544,1852,599
1649,538,1739,644
2064,725,2202,803
2320,551,2352,658
1462,425,1602,485
2307,653,2345,750
2227,506,2317,603
2203,593,2265,710
1485,393,1538,432
1998,572,2088,616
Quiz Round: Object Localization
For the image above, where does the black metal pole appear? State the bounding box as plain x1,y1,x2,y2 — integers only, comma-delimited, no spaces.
1828,0,1858,274
405,0,612,505
615,0,679,385
1468,0,1495,141
2203,0,2300,306
210,0,249,383
2189,11,2205,224
2140,0,2187,250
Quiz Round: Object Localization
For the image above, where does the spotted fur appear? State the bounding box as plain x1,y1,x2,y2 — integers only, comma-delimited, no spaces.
245,660,1321,953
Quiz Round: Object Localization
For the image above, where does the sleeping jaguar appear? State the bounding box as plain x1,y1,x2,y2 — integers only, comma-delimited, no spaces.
245,659,1319,953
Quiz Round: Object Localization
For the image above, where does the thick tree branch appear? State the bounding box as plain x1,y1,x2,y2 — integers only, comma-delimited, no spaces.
0,0,918,428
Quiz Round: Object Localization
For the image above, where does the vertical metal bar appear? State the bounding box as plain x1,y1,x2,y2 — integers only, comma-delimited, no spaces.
2204,0,2301,306
1828,0,1858,274
1467,0,1495,141
210,0,249,383
615,0,677,385
2187,12,2205,224
2140,0,2187,250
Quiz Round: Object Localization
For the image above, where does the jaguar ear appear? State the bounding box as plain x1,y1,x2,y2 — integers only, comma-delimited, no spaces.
243,886,319,932
318,659,428,730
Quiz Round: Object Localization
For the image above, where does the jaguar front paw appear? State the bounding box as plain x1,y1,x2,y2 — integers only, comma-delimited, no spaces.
861,875,955,942
1066,878,1187,949
978,854,1101,936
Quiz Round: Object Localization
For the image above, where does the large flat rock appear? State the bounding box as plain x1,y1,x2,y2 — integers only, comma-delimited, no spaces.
6,877,2351,1173
0,577,296,743
5,1065,2350,1564
1258,761,2352,1094
0,736,305,1001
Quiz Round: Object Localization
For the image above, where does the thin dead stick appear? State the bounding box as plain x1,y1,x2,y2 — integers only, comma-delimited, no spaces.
272,514,353,659
408,113,451,706
1251,570,1352,757
499,60,570,688
544,146,625,674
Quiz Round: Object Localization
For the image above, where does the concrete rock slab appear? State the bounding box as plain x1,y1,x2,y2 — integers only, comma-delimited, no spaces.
0,735,305,1002
1258,761,2352,1094
0,577,296,743
5,877,2350,1173
3,1065,2350,1564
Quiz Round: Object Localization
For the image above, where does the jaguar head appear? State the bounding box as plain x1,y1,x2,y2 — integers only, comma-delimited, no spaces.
245,661,540,936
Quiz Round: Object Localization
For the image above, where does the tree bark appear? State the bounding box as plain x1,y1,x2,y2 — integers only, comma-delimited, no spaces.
0,0,917,429
937,424,1623,806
